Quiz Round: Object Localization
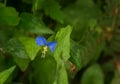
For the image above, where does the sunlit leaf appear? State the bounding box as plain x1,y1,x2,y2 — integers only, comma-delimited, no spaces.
19,36,41,60
0,66,16,84
54,25,72,63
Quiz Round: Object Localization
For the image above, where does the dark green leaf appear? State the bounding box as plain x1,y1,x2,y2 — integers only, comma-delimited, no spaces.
0,7,19,26
5,38,30,71
69,40,82,69
19,13,54,34
63,0,101,39
81,64,104,84
43,0,64,23
31,54,57,84
32,0,44,12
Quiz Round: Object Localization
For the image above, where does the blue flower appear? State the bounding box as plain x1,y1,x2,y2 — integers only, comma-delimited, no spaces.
36,36,57,52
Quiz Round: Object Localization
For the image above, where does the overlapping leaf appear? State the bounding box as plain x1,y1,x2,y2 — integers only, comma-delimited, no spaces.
19,13,54,34
5,38,30,71
19,36,41,60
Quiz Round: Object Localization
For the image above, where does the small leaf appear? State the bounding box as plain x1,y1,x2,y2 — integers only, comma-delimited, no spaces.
0,66,16,84
32,0,44,12
0,7,19,26
81,64,104,84
54,25,72,64
19,12,54,34
19,36,41,60
43,0,64,23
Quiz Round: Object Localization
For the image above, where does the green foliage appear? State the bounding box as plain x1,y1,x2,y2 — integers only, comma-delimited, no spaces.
19,36,41,60
54,25,72,64
19,13,54,34
0,0,119,84
31,54,57,84
0,7,19,26
0,66,16,84
81,64,104,84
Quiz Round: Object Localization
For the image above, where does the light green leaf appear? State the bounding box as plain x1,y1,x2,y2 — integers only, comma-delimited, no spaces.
0,66,16,84
19,36,41,60
57,63,68,84
0,7,19,26
19,12,54,34
81,64,104,84
54,25,72,64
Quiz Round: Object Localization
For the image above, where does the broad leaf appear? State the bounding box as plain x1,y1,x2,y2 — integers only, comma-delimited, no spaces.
31,54,57,84
54,25,72,64
19,36,41,60
5,38,30,71
0,7,19,26
63,0,101,39
81,64,104,84
19,12,54,34
0,66,16,84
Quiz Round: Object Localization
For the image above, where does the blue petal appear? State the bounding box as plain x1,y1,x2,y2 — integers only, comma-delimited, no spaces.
47,42,57,52
36,36,47,46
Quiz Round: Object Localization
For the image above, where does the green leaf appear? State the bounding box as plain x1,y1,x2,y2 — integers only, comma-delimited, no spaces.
43,0,64,23
31,54,57,84
0,66,16,84
63,0,101,39
56,63,68,84
19,12,54,34
54,25,72,64
81,64,104,84
69,40,82,69
32,0,44,12
5,38,30,71
5,38,29,59
0,7,19,26
19,36,40,60
13,56,29,71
